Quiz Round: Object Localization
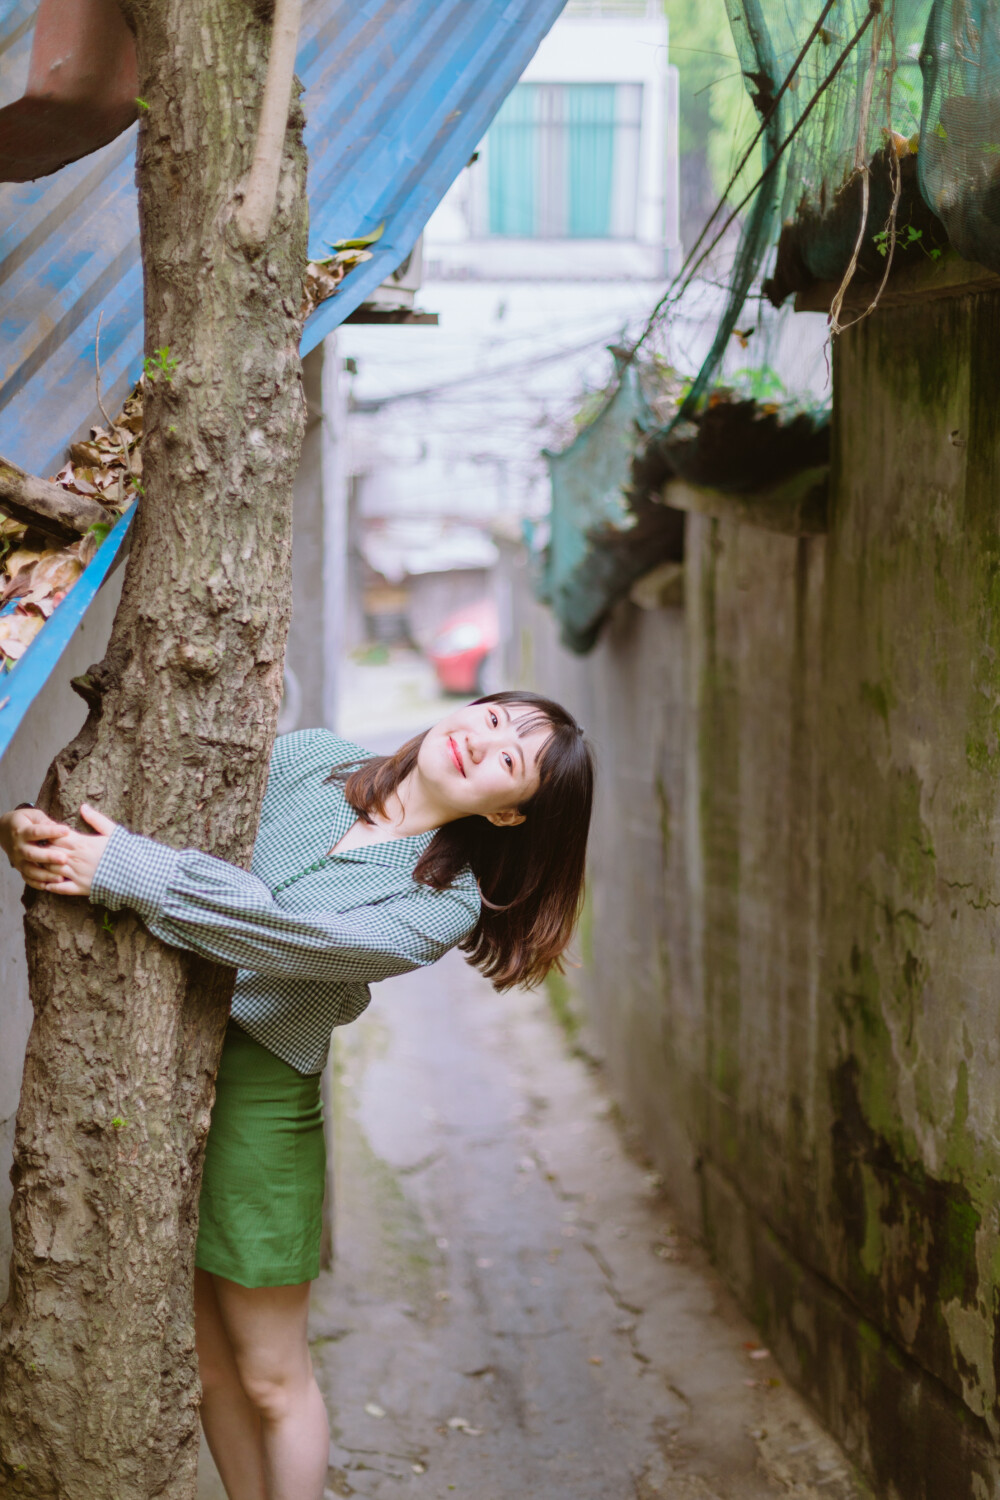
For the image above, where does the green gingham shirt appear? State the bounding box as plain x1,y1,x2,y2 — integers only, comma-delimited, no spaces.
90,729,481,1075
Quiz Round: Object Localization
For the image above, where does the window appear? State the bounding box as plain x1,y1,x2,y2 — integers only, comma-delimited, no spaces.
487,83,642,239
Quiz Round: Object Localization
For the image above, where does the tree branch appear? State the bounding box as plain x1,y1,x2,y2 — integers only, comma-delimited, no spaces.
234,0,302,250
0,455,110,541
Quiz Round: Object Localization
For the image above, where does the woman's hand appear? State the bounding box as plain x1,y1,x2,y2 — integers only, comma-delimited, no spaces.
1,805,72,888
0,803,116,896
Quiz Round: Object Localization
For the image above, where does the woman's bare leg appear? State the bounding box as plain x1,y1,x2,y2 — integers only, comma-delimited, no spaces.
212,1273,330,1500
195,1268,268,1500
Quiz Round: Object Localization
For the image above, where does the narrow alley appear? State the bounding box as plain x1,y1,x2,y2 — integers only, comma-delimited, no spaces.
199,946,868,1500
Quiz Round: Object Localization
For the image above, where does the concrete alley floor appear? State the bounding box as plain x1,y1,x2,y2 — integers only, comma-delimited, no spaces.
198,951,871,1500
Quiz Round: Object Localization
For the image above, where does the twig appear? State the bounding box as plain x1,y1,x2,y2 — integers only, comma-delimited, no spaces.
828,167,873,334
95,311,136,482
829,7,887,332
830,11,902,333
235,0,302,250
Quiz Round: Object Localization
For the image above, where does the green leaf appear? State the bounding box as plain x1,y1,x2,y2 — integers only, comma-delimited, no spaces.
730,364,785,402
330,220,386,252
143,346,179,384
85,522,112,545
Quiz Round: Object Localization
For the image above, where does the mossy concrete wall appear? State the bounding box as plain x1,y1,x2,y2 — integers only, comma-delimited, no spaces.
509,287,1000,1498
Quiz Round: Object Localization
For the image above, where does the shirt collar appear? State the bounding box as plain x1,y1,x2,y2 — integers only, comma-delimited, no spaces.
326,776,438,869
355,826,436,867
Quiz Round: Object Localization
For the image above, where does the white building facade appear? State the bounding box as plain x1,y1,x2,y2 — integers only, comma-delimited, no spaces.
337,0,679,662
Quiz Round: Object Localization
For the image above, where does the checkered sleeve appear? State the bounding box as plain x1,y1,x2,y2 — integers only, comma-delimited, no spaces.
90,825,480,982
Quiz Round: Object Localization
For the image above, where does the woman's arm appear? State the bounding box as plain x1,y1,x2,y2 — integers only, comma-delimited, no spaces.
33,809,479,984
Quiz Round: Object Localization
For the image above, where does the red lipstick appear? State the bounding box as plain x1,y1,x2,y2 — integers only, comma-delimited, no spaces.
447,735,465,776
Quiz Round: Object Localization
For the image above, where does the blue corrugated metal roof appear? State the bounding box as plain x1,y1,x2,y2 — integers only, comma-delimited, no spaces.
299,0,566,349
0,0,566,471
0,0,565,758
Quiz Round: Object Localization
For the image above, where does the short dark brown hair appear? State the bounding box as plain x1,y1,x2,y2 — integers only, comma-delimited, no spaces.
332,692,594,989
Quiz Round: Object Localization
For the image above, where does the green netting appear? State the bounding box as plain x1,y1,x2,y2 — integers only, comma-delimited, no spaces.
537,357,826,654
538,364,653,632
737,0,930,231
540,363,692,654
675,0,1000,407
758,0,944,304
919,0,1000,267
536,0,1000,654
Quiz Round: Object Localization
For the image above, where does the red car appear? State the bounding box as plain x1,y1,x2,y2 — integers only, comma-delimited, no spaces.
426,598,499,695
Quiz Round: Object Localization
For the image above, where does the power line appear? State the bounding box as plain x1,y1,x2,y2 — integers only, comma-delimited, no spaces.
350,328,640,410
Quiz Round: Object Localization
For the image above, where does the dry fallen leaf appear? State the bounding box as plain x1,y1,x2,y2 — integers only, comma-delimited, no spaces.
1,385,139,672
69,532,102,567
68,441,104,467
300,246,375,318
5,548,45,581
0,611,44,660
67,469,100,496
20,550,84,605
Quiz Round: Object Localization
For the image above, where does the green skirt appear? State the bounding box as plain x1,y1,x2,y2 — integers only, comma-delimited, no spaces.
195,1022,326,1288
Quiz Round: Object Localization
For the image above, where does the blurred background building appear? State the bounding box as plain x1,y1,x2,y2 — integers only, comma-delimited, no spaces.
307,0,679,728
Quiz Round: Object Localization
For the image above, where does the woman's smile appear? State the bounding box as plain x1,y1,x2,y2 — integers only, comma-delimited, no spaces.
447,735,466,776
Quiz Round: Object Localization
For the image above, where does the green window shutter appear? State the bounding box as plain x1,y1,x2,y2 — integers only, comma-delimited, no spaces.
488,84,539,234
567,84,616,237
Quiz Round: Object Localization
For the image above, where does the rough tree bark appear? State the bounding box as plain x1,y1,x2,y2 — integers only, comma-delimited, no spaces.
0,2,308,1495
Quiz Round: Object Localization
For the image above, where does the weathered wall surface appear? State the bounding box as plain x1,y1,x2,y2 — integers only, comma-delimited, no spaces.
509,287,1000,1499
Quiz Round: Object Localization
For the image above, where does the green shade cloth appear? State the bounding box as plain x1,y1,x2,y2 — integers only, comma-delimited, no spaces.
196,1023,326,1288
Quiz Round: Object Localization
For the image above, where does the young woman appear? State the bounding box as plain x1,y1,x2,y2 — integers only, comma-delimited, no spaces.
1,690,594,1500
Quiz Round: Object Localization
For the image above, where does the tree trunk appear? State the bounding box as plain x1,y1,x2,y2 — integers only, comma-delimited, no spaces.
0,2,308,1495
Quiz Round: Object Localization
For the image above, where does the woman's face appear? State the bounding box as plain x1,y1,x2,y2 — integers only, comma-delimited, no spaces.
417,700,550,825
